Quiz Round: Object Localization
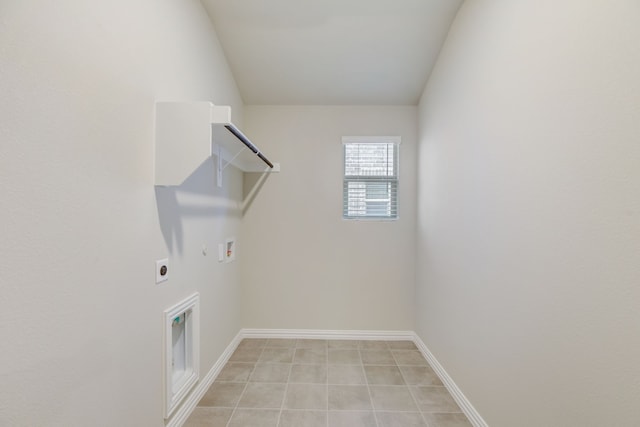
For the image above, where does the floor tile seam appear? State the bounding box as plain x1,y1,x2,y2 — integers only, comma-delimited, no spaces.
255,361,295,365
396,363,431,369
325,346,329,427
391,349,430,367
275,357,294,426
401,362,430,426
399,366,429,390
411,385,448,389
194,404,236,409
224,346,265,427
237,380,297,385
264,344,297,349
361,347,382,427
293,359,328,364
394,351,417,388
362,362,399,368
286,361,328,365
357,340,391,350
223,372,252,427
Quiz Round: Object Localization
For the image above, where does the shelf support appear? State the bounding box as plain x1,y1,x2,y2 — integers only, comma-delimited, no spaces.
216,143,249,187
154,102,279,186
223,124,275,169
221,145,248,172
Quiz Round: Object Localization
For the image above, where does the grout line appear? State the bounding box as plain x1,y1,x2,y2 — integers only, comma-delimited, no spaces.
326,340,329,427
212,337,464,427
224,342,266,427
392,349,429,426
360,345,381,427
274,345,295,427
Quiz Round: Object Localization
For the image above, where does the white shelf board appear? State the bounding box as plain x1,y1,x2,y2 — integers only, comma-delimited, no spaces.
155,102,278,186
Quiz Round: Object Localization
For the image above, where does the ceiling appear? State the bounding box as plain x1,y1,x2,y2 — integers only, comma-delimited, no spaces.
202,0,463,105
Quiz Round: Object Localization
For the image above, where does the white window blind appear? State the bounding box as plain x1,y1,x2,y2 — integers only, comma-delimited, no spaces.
343,137,399,219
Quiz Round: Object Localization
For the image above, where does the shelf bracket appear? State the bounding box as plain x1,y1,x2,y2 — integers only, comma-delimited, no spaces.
221,145,248,172
216,144,250,187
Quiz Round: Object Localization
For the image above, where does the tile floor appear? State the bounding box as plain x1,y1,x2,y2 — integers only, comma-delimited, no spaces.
184,338,472,427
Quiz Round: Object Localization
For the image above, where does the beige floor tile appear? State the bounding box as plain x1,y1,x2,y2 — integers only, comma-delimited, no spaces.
227,409,280,427
229,348,263,363
265,338,297,348
183,407,233,427
392,350,428,366
249,363,291,383
364,365,405,385
284,384,327,410
259,348,295,363
328,385,372,410
278,410,326,427
328,364,366,385
359,340,389,350
328,349,361,364
328,410,377,427
237,383,286,409
236,339,267,350
376,411,427,427
328,340,360,349
296,339,328,349
399,366,443,386
370,385,419,411
411,386,461,412
361,350,396,365
193,339,471,427
289,364,327,383
198,382,246,407
422,413,473,427
294,348,327,364
387,340,418,350
217,363,254,382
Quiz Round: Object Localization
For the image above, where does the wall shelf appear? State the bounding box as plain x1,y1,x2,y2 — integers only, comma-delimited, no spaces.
155,102,279,186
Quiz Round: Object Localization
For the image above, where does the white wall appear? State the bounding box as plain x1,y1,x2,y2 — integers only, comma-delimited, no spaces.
0,1,244,425
241,106,417,331
417,1,640,426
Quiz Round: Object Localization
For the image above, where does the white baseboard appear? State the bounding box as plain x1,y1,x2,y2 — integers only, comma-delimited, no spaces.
240,328,415,341
412,334,488,427
166,330,243,427
169,328,487,427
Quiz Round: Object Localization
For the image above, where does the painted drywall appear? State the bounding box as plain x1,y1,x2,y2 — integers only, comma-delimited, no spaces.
0,1,244,425
241,106,417,330
416,1,640,426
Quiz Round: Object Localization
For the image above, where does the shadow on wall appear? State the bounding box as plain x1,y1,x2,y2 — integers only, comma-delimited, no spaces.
242,171,271,215
154,159,243,256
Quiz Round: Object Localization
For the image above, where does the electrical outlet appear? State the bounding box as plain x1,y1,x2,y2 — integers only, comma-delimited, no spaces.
156,259,169,284
225,238,236,262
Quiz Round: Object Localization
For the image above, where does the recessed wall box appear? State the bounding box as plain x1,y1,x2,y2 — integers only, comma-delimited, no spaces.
225,237,236,262
163,293,200,418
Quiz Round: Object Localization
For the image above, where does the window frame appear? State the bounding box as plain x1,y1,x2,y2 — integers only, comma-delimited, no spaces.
342,136,400,221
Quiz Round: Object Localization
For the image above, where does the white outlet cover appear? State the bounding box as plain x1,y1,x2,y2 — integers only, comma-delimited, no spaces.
156,258,169,284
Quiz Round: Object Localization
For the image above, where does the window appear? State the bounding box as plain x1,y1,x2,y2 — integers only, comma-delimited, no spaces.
343,136,399,219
